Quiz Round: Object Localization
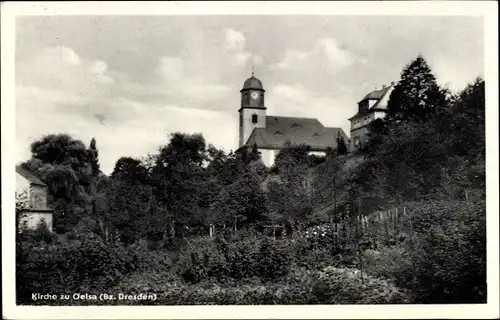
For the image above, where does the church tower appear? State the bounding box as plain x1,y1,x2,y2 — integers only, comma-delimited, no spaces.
239,73,267,147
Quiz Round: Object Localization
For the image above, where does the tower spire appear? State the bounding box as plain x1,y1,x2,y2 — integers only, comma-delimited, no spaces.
251,62,255,77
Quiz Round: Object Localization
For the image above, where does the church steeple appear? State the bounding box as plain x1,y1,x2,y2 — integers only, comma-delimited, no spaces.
240,73,265,110
238,74,267,147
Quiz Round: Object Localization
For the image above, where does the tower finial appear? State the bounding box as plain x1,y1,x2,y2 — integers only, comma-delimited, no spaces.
251,62,255,77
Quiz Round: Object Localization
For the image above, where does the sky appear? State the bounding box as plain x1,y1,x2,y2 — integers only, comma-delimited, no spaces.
15,15,484,174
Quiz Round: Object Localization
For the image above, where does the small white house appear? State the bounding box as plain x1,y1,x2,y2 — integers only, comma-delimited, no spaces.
16,165,54,232
348,82,396,152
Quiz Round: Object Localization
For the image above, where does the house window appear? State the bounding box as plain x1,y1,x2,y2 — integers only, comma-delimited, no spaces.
252,114,258,124
354,137,360,147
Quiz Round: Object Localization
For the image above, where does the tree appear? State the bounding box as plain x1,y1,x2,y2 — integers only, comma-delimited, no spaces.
387,55,448,123
336,135,348,155
21,134,96,232
363,118,389,157
268,145,313,232
212,170,269,232
111,157,148,184
88,137,100,176
150,133,210,238
30,134,90,173
106,178,153,244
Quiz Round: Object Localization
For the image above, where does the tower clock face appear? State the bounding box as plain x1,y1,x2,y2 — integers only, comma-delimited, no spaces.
251,91,259,100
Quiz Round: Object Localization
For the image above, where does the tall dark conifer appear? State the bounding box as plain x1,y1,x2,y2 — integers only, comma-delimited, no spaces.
387,55,447,123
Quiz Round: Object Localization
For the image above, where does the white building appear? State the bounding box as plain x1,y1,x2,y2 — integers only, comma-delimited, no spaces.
16,165,54,232
348,82,396,152
238,74,348,167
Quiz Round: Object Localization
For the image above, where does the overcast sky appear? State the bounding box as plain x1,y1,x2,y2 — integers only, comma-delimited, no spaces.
15,15,484,174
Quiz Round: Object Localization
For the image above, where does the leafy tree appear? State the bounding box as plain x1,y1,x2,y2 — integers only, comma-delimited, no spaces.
106,178,153,244
111,157,148,184
336,135,348,155
268,145,313,232
387,55,448,123
150,133,210,238
21,134,96,232
88,137,100,176
212,169,269,231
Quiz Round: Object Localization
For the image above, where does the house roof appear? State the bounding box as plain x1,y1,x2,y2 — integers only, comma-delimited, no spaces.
349,83,395,120
15,165,47,186
245,116,348,151
359,86,392,103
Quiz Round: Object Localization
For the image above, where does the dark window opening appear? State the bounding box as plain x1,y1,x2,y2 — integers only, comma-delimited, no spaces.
252,114,258,124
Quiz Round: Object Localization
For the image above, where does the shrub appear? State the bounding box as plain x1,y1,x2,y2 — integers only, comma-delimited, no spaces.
362,247,413,287
403,200,486,303
176,237,229,283
128,242,173,273
361,200,486,304
216,236,260,280
16,231,138,304
311,266,410,304
256,238,292,279
176,236,293,283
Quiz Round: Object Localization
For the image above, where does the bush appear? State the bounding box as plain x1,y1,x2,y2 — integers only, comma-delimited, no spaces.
256,238,292,279
362,247,413,287
176,236,293,283
361,200,486,304
16,231,138,304
128,242,173,273
403,200,486,303
176,237,229,283
311,266,410,304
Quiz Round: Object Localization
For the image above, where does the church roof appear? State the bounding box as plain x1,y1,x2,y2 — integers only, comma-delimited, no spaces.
16,165,47,186
241,75,265,92
245,116,348,151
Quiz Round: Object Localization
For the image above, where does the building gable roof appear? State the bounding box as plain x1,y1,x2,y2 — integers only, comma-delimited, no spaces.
359,86,392,103
349,84,395,120
15,165,47,186
246,116,348,151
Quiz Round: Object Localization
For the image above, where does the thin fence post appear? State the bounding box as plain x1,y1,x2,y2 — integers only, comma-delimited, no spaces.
395,207,398,229
385,210,390,240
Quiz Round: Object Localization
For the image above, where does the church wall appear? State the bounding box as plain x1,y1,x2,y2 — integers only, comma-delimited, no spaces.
239,108,267,147
259,148,275,167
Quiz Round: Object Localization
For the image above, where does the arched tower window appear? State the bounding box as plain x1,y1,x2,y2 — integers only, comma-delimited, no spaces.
252,114,258,124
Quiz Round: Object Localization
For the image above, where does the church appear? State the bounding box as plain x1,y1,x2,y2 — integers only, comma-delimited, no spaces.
238,74,349,167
